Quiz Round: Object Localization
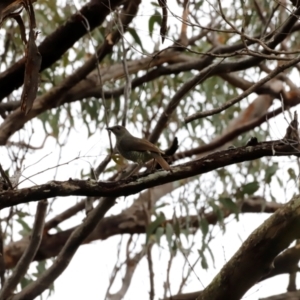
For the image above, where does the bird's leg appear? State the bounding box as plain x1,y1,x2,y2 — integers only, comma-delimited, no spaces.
150,159,156,172
120,163,140,179
138,163,150,176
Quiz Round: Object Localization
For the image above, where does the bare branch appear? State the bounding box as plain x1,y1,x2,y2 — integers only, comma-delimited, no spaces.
0,139,298,209
158,0,168,43
0,0,141,146
176,106,284,159
107,246,146,300
197,194,300,299
259,244,300,282
185,54,300,123
10,196,115,300
147,243,155,300
3,196,282,269
0,223,5,288
149,58,225,143
118,10,131,127
0,0,124,101
44,199,86,230
260,290,300,300
0,199,48,300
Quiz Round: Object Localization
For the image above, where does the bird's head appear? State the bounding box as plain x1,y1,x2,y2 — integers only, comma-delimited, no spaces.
106,125,129,138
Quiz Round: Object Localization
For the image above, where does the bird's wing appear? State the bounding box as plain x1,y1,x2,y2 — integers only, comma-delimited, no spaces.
120,136,164,154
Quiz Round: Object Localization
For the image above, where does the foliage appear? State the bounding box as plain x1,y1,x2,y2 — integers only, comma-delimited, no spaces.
0,0,299,299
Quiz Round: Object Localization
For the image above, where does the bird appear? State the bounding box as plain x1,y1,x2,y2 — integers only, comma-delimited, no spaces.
106,125,172,172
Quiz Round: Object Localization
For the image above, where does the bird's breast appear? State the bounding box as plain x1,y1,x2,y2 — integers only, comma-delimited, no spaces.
117,145,153,164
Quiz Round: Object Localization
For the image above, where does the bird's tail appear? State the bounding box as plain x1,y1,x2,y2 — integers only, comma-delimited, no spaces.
152,153,172,172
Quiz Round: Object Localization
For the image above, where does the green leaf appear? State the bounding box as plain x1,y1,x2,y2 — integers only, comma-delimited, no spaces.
148,10,162,37
201,256,208,269
165,223,173,249
48,108,61,138
206,245,216,268
16,211,30,218
199,218,209,237
20,275,33,289
155,227,164,245
219,197,239,214
276,175,283,188
209,200,224,223
36,260,47,273
241,181,259,195
265,163,278,184
219,197,239,221
16,218,31,236
173,218,181,238
288,168,296,181
198,249,209,269
195,0,204,9
127,27,144,51
146,212,165,244
150,1,159,7
154,202,169,210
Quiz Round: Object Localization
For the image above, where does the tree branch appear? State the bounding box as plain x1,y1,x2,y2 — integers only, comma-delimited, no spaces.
185,55,300,122
176,106,284,159
197,194,300,300
0,0,124,101
260,290,300,300
10,196,115,300
0,139,298,209
0,0,141,146
0,200,48,300
3,196,282,269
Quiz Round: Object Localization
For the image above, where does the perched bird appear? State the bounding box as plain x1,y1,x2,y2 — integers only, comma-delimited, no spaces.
106,125,172,172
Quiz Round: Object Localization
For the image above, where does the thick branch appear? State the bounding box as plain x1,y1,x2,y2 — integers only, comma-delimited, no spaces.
0,0,123,101
197,194,300,300
175,106,284,159
260,290,300,300
164,237,300,300
259,244,300,281
10,196,116,300
0,140,298,209
4,197,282,269
1,5,300,145
0,0,141,145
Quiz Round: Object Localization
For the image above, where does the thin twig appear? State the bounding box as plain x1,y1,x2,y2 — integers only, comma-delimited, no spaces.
104,235,124,299
185,54,300,123
177,255,200,294
217,0,239,33
16,155,83,187
163,252,174,298
0,222,5,287
147,243,155,300
7,134,50,150
10,196,116,300
107,237,146,300
117,10,131,127
253,0,266,26
75,5,113,162
44,199,86,230
94,154,112,179
262,3,280,36
177,106,284,159
149,58,225,143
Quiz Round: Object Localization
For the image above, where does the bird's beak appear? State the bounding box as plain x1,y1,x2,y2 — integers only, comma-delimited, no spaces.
106,127,112,131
